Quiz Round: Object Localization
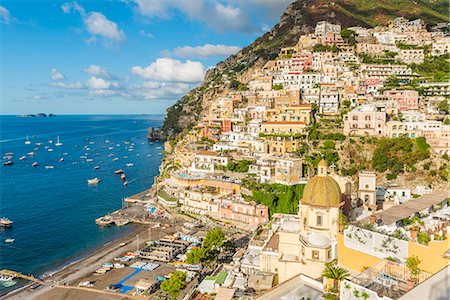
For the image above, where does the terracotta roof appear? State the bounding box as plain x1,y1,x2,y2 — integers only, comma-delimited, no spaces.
197,151,219,156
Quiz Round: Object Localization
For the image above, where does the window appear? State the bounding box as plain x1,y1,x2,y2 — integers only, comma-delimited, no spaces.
327,249,332,260
316,215,323,226
312,251,319,260
302,247,305,255
365,184,369,189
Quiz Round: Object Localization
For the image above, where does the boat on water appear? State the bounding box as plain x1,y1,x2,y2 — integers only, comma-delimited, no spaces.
115,218,129,226
59,158,64,162
3,161,13,166
86,159,93,162
63,152,68,155
112,158,119,161
0,218,13,227
94,166,100,170
123,181,128,186
114,169,124,174
87,178,100,185
126,163,134,167
55,136,63,146
95,216,113,226
19,156,27,161
25,135,31,145
120,174,126,181
45,165,54,169
48,140,53,144
0,274,15,282
47,148,53,152
5,238,15,243
80,156,87,159
27,152,36,156
35,142,43,146
3,155,12,160
32,162,38,167
4,152,14,156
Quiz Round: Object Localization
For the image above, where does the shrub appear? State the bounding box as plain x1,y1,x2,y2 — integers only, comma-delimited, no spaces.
387,173,397,180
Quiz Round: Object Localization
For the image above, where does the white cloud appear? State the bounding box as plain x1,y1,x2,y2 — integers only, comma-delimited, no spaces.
131,58,205,83
170,44,241,58
62,2,125,44
86,76,120,89
139,30,154,39
49,81,84,89
0,5,11,24
84,12,125,42
84,65,111,78
51,68,65,81
139,81,191,100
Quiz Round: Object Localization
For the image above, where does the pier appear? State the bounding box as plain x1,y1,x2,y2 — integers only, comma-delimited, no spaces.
0,269,45,285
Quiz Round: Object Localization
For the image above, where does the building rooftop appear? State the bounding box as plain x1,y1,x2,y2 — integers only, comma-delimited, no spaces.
398,266,450,300
366,190,448,226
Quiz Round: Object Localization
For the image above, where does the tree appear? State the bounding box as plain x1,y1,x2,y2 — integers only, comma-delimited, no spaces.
186,247,207,264
322,259,350,291
203,227,226,250
160,271,187,299
437,100,449,113
406,256,422,283
272,83,283,90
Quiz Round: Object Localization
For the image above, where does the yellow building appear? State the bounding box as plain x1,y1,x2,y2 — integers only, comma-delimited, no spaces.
259,160,344,282
265,137,301,154
261,121,306,135
275,158,306,185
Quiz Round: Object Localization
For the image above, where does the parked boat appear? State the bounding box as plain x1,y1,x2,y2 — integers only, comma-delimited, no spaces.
3,161,13,166
59,158,64,162
55,136,63,146
0,274,15,282
5,238,15,243
87,178,100,185
45,166,54,169
94,166,100,170
86,159,93,162
25,135,31,145
0,218,13,227
126,163,134,167
4,152,14,156
123,181,128,186
95,216,113,226
120,174,126,181
3,155,12,160
35,143,43,146
112,158,119,161
32,162,38,167
27,152,36,156
115,218,129,226
47,148,53,152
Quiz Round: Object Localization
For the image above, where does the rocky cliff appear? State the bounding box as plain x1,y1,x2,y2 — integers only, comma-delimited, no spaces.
161,0,449,136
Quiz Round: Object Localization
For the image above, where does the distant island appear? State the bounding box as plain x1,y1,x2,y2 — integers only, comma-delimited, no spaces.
18,113,56,118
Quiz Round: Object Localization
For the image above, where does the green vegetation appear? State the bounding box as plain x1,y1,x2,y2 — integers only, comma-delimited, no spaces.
359,53,397,64
226,160,254,173
372,137,430,174
412,54,450,82
157,189,178,203
272,83,284,90
243,181,304,216
185,228,231,265
340,29,356,45
406,256,422,283
160,271,187,299
437,100,449,113
322,259,350,292
230,79,249,91
313,44,340,53
417,232,430,245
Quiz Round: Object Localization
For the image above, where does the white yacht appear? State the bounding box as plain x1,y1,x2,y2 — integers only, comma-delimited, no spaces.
87,178,100,185
55,136,63,146
25,135,31,145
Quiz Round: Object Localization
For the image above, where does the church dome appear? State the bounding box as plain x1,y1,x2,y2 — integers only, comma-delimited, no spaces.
301,160,342,207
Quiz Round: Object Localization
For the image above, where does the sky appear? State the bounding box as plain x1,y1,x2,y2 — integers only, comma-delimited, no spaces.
0,0,293,115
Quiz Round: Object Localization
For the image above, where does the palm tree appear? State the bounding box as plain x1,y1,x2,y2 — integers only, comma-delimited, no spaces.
322,259,350,292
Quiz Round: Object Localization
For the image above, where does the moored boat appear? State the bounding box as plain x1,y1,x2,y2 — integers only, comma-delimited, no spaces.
32,162,38,167
120,174,126,181
25,135,31,145
5,238,15,243
45,165,54,169
19,156,27,161
87,177,100,185
0,274,15,282
114,169,124,174
0,218,13,227
27,152,36,156
3,161,13,166
55,136,63,146
126,163,134,167
95,216,113,226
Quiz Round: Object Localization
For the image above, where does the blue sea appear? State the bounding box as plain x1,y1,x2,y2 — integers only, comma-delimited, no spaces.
0,115,164,294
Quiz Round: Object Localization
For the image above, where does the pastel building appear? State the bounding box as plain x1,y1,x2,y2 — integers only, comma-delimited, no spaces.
383,90,419,111
343,105,386,136
218,195,269,226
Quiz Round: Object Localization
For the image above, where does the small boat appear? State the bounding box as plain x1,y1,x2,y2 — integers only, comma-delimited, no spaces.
128,149,133,152
80,156,87,159
48,140,53,144
27,152,36,156
108,153,114,157
35,143,43,146
112,158,119,161
108,147,114,150
115,218,129,226
47,148,53,152
123,156,128,159
120,174,126,181
105,140,110,143
124,141,130,145
45,165,54,169
63,152,68,156
114,169,124,174
89,141,95,145
136,153,140,156
3,155,12,160
19,156,27,161
4,152,14,156
3,161,13,166
95,216,113,226
94,166,100,170
126,163,134,167
59,158,64,162
55,136,63,146
25,135,31,145
0,218,13,227
0,274,15,281
32,162,38,167
87,178,100,185
86,159,93,162
5,238,15,243
123,181,128,186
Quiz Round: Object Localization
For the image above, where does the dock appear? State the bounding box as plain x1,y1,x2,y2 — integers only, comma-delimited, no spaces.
0,269,45,284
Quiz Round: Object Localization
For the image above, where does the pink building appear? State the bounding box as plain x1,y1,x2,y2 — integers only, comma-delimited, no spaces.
383,90,419,111
218,195,269,226
343,104,386,136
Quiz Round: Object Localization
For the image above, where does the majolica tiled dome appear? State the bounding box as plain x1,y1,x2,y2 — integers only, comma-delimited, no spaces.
301,160,342,207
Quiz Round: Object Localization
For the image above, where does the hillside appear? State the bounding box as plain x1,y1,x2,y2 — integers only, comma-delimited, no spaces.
162,0,449,136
